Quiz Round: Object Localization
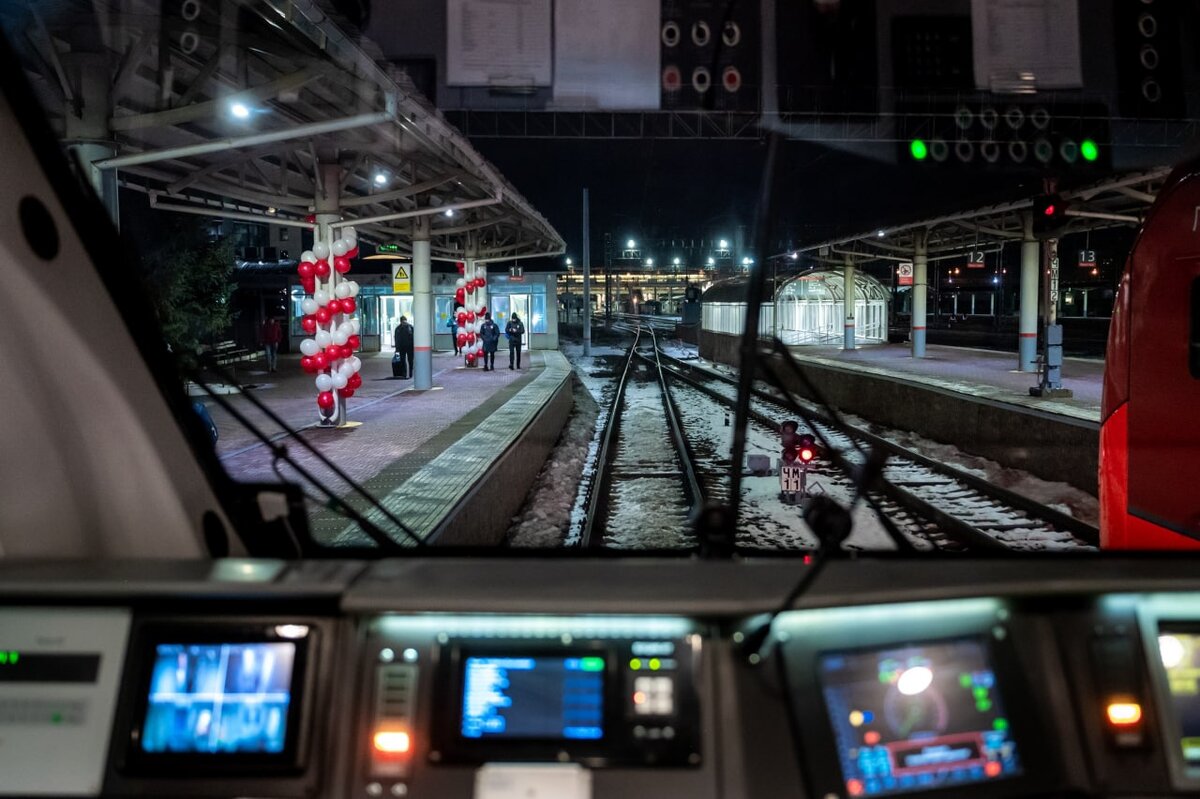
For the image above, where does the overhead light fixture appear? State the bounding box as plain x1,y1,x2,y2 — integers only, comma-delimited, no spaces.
565,257,573,265
266,207,277,215
790,252,799,260
229,101,251,120
719,239,728,249
707,257,715,266
742,256,753,265
645,258,654,266
444,208,455,217
877,230,886,237
374,172,388,186
673,257,681,265
627,239,636,249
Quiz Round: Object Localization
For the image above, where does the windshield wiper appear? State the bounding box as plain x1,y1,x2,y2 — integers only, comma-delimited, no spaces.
186,364,424,551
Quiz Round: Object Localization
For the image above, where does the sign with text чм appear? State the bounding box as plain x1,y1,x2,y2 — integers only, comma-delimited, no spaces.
392,264,412,293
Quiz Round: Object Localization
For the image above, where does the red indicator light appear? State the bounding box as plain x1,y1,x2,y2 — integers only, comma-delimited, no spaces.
863,730,881,746
985,761,1002,778
373,729,411,755
846,778,864,796
1043,204,1056,216
799,448,815,462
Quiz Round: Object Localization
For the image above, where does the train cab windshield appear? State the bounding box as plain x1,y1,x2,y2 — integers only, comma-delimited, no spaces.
2,2,1200,798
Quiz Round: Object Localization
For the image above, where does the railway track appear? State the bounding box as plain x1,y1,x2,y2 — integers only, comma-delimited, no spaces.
579,327,703,548
654,348,1098,552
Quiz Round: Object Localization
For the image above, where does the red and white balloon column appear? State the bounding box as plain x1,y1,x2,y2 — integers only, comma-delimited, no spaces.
295,224,364,422
454,261,488,366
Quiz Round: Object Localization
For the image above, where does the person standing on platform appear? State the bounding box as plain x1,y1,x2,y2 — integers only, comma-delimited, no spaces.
259,315,282,373
447,307,462,355
479,312,500,371
505,313,525,370
393,315,414,379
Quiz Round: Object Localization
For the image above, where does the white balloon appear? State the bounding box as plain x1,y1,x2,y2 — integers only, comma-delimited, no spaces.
332,372,348,390
313,289,330,306
350,319,361,335
315,329,332,347
312,241,330,260
476,267,487,279
332,238,350,257
339,361,355,378
456,277,466,288
300,250,317,264
342,225,357,240
474,342,483,353
472,321,481,334
348,356,362,373
334,282,351,299
350,281,362,297
300,339,319,357
332,328,349,346
315,374,333,392
301,298,318,315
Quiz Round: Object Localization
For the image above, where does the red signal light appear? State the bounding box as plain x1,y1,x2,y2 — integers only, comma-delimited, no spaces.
1043,204,1056,216
799,448,815,463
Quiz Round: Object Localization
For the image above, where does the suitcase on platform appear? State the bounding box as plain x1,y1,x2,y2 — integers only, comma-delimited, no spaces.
391,352,404,378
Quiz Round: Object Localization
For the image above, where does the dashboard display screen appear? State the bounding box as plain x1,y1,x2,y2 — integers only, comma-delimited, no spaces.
461,655,604,740
818,638,1022,797
140,642,296,754
1157,630,1200,766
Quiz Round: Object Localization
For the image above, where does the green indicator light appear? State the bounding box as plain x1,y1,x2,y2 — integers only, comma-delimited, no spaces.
973,686,988,700
580,657,604,672
649,658,661,671
994,718,1009,731
977,699,993,712
629,658,642,671
9,652,16,665
959,673,972,688
910,139,929,161
1081,139,1099,162
0,653,6,665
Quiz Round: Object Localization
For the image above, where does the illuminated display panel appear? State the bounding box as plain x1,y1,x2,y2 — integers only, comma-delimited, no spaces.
1157,630,1200,766
460,656,604,740
818,638,1022,797
140,642,296,754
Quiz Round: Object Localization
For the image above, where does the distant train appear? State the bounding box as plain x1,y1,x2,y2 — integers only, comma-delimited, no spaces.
1099,159,1200,549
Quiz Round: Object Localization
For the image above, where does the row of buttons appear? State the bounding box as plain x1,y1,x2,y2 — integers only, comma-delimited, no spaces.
365,781,406,796
632,725,676,740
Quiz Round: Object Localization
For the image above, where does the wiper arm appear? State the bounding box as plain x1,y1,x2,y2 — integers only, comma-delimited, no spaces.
187,365,424,551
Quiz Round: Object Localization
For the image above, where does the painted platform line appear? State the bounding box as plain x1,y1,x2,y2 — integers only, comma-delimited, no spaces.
333,351,572,546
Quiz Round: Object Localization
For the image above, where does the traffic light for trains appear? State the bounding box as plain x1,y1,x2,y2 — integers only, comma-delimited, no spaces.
1032,194,1070,237
781,421,818,466
797,434,817,464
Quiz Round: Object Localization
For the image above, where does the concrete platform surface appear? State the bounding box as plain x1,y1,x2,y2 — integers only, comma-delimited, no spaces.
789,343,1102,423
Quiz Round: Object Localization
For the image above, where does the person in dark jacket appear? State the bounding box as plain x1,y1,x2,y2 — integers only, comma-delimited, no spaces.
393,316,414,379
479,313,501,371
447,307,462,355
505,313,526,370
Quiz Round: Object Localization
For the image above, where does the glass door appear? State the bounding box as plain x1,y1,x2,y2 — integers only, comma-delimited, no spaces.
510,294,530,350
381,295,414,352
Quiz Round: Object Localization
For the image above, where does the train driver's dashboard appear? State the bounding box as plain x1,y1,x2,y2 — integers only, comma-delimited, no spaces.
3,555,1200,799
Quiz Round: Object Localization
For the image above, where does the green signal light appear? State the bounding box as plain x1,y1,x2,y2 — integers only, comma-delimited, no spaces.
1080,139,1099,162
649,658,661,671
630,658,642,670
579,656,605,672
910,139,929,161
994,718,1009,731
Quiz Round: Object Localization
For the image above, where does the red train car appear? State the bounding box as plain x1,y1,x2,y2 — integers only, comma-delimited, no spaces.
1100,159,1200,548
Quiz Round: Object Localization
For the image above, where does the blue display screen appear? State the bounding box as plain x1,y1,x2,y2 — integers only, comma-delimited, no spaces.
819,639,1022,797
461,656,605,740
141,642,296,753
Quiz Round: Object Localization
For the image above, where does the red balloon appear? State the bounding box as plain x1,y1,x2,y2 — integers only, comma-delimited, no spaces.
340,345,354,360
315,307,332,324
305,214,317,224
314,259,331,278
347,246,359,259
348,373,362,389
313,353,328,370
456,262,465,274
333,255,351,274
466,311,476,323
479,306,488,317
338,387,355,398
457,333,468,347
325,345,342,360
300,356,315,373
342,297,357,313
327,298,342,314
298,262,315,278
301,277,316,294
455,288,466,304
301,315,317,334
456,311,468,325
467,332,477,346
347,334,361,349
317,391,335,410
465,352,476,365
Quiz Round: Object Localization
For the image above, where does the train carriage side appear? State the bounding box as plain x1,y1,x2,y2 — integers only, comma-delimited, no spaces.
1100,161,1200,549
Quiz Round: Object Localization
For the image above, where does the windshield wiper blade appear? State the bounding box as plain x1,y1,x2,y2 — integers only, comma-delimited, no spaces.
187,364,424,551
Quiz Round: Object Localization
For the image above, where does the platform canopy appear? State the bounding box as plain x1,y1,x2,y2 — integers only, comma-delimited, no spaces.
5,0,564,263
782,167,1170,264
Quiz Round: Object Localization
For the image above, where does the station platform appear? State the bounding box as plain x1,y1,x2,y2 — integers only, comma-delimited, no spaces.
786,343,1102,423
206,348,573,547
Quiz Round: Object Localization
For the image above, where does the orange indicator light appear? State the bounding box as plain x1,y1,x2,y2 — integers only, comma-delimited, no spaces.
985,761,1002,778
373,729,411,754
1106,702,1143,726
